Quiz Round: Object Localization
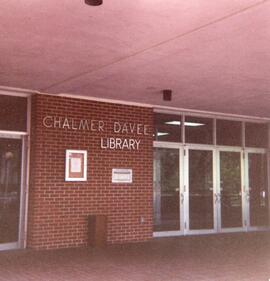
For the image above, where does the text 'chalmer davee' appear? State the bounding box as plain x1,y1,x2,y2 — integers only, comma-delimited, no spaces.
42,116,151,150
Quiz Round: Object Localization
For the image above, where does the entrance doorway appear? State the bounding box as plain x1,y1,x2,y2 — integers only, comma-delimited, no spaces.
153,147,180,232
186,148,215,233
246,151,269,229
0,136,26,250
153,144,269,236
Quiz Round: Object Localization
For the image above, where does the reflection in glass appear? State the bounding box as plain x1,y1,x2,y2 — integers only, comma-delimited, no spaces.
0,96,27,132
245,122,268,148
249,153,269,227
216,120,242,146
153,148,180,231
0,139,22,243
154,113,182,142
220,151,242,228
185,116,213,144
189,150,213,230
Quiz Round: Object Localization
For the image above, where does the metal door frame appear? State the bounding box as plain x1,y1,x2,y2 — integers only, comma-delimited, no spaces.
244,148,269,231
0,132,28,251
184,145,217,235
216,146,245,233
153,141,185,237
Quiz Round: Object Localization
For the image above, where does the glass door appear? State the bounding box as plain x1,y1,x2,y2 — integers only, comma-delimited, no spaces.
185,147,216,234
153,146,184,235
0,137,23,249
217,149,244,231
153,145,269,237
246,151,269,229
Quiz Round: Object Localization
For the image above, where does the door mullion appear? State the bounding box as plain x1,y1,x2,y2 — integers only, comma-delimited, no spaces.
243,150,250,231
179,147,185,234
184,147,189,234
241,150,248,230
213,148,218,232
216,150,221,232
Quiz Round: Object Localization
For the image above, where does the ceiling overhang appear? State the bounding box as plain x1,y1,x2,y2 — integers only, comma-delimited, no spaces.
0,0,270,118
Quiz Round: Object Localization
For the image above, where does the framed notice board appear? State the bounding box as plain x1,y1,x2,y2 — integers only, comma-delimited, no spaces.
65,150,87,181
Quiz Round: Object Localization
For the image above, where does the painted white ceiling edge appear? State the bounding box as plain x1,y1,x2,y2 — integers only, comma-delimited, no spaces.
1,86,269,123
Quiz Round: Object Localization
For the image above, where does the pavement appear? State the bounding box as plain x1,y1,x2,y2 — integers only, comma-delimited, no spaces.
0,232,269,281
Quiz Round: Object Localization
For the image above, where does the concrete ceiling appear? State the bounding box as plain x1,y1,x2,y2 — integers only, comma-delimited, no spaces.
0,0,270,118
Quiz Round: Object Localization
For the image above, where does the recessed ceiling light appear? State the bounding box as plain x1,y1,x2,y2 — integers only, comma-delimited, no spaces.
156,132,169,137
165,121,205,127
165,121,181,126
85,0,103,6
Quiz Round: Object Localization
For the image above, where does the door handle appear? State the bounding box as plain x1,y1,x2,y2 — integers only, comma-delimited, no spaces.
246,192,250,202
215,193,221,204
180,193,184,204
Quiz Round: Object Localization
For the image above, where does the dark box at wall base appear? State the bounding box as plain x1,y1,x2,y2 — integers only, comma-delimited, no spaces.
87,215,107,248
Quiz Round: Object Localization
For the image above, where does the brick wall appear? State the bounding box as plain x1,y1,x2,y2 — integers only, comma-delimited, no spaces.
28,94,153,249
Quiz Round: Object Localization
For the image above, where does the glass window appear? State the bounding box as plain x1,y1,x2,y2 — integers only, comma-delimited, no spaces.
185,116,213,144
220,151,242,228
153,148,180,231
0,96,27,132
245,122,268,148
248,153,269,227
154,113,182,142
216,119,242,146
0,138,22,243
189,150,214,230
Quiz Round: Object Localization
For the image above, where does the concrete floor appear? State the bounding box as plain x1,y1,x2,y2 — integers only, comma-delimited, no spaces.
0,232,269,281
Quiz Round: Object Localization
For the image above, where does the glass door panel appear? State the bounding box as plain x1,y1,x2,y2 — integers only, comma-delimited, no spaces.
220,151,242,228
0,138,22,244
153,148,180,231
248,153,269,227
188,150,214,230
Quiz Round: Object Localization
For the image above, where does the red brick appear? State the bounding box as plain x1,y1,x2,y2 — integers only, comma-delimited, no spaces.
27,94,153,250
